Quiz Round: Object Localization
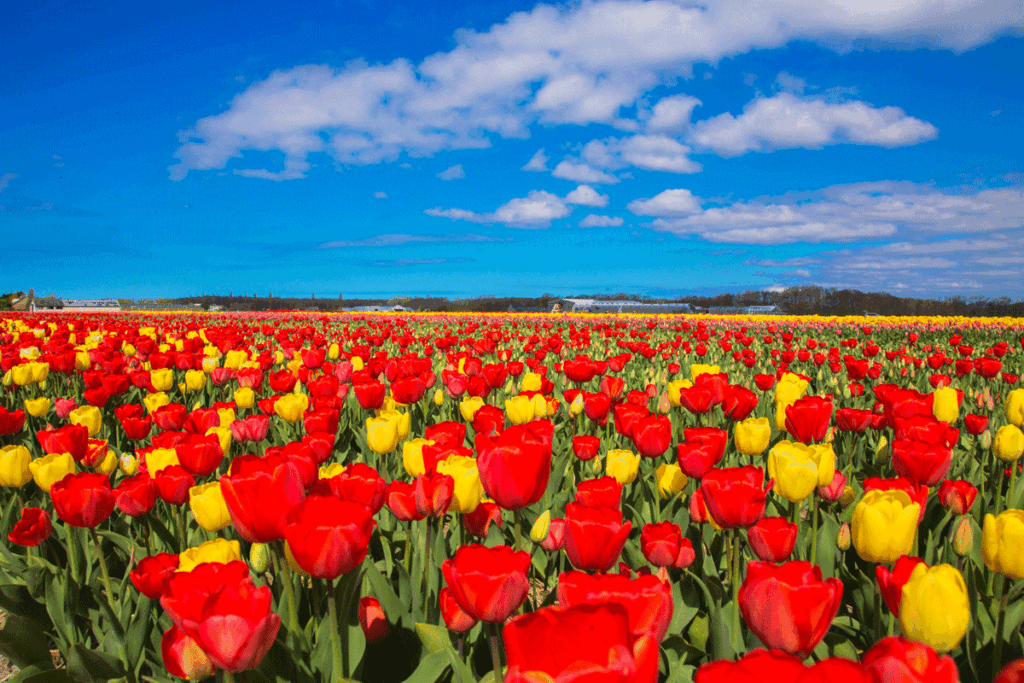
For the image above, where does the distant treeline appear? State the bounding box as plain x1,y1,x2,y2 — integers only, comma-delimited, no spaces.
154,286,1024,317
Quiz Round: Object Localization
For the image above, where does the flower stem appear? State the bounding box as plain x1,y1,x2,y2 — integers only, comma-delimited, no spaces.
274,542,301,638
328,578,347,682
489,622,504,683
810,495,818,566
993,575,1008,681
90,528,117,615
731,529,742,654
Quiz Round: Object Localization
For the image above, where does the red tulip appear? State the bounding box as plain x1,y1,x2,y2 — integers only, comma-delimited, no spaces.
860,636,958,683
385,480,424,521
876,555,927,617
115,474,159,517
722,384,758,421
7,508,52,547
130,552,181,599
161,561,280,672
414,471,454,517
575,476,623,509
582,391,612,422
572,435,601,461
439,586,477,633
938,479,977,515
38,424,89,459
695,650,806,683
563,503,631,572
51,472,116,528
156,466,195,506
747,516,798,562
503,603,637,683
161,626,214,681
739,560,843,658
316,462,386,514
540,518,567,553
175,433,224,477
699,466,770,529
476,423,551,511
964,413,989,435
892,415,958,448
220,453,306,543
153,403,188,432
358,597,390,644
353,379,386,409
891,440,951,487
472,405,505,437
612,402,649,438
441,544,530,623
640,521,694,569
631,415,672,457
784,396,833,443
463,501,503,538
835,407,873,433
995,660,1024,683
283,494,375,579
678,385,714,415
425,421,466,447
268,368,298,394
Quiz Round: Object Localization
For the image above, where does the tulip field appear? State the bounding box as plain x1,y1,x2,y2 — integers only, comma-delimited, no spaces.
3,310,1024,683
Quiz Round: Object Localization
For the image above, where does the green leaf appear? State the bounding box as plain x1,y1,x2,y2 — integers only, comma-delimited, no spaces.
401,651,449,683
66,644,126,683
0,612,53,669
415,623,476,683
366,560,411,628
6,665,70,683
124,596,152,672
44,576,73,646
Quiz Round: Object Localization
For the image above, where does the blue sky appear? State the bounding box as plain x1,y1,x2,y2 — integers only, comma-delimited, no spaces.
2,0,1022,300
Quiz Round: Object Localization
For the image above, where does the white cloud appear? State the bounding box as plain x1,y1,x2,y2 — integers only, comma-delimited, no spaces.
373,191,388,199
689,92,938,157
774,71,807,94
437,164,466,180
645,95,702,133
551,161,620,184
648,181,1024,244
581,135,702,174
579,214,624,228
426,189,572,228
0,174,17,192
627,188,702,217
170,0,1016,179
565,184,609,207
522,148,549,171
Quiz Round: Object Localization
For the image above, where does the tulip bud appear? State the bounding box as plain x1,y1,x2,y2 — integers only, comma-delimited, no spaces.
981,430,993,450
836,522,851,551
569,393,584,417
657,391,672,414
874,436,891,466
839,485,856,508
530,510,551,543
952,517,973,557
250,542,271,573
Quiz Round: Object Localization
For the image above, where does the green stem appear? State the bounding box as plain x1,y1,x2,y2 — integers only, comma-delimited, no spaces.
731,530,742,654
489,622,504,683
66,525,80,584
810,495,818,566
423,517,432,614
993,575,1008,681
513,509,522,551
90,528,118,615
274,543,301,638
328,578,347,682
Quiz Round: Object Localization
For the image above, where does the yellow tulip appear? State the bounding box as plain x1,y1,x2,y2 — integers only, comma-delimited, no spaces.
328,343,340,360
189,482,232,532
735,417,772,456
505,395,535,425
839,485,857,508
94,449,118,475
10,364,33,386
29,453,76,492
274,393,309,423
530,394,550,419
994,424,1024,461
436,455,483,513
403,438,434,477
177,539,242,573
74,351,91,371
350,356,364,371
119,453,139,476
521,372,543,392
183,369,206,392
569,393,584,417
931,386,959,424
143,392,171,414
146,447,180,475
898,563,970,652
206,426,232,454
0,445,32,487
379,409,410,441
201,356,219,373
433,388,444,406
982,510,1024,580
606,449,640,485
460,396,485,422
319,463,347,479
24,397,51,418
851,490,920,564
775,373,808,405
767,441,836,503
367,415,401,454
234,387,255,409
224,350,248,369
667,379,693,407
689,364,720,381
216,408,236,428
150,368,174,392
531,511,551,543
775,401,793,432
655,463,687,499
1006,388,1024,427
69,405,102,437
